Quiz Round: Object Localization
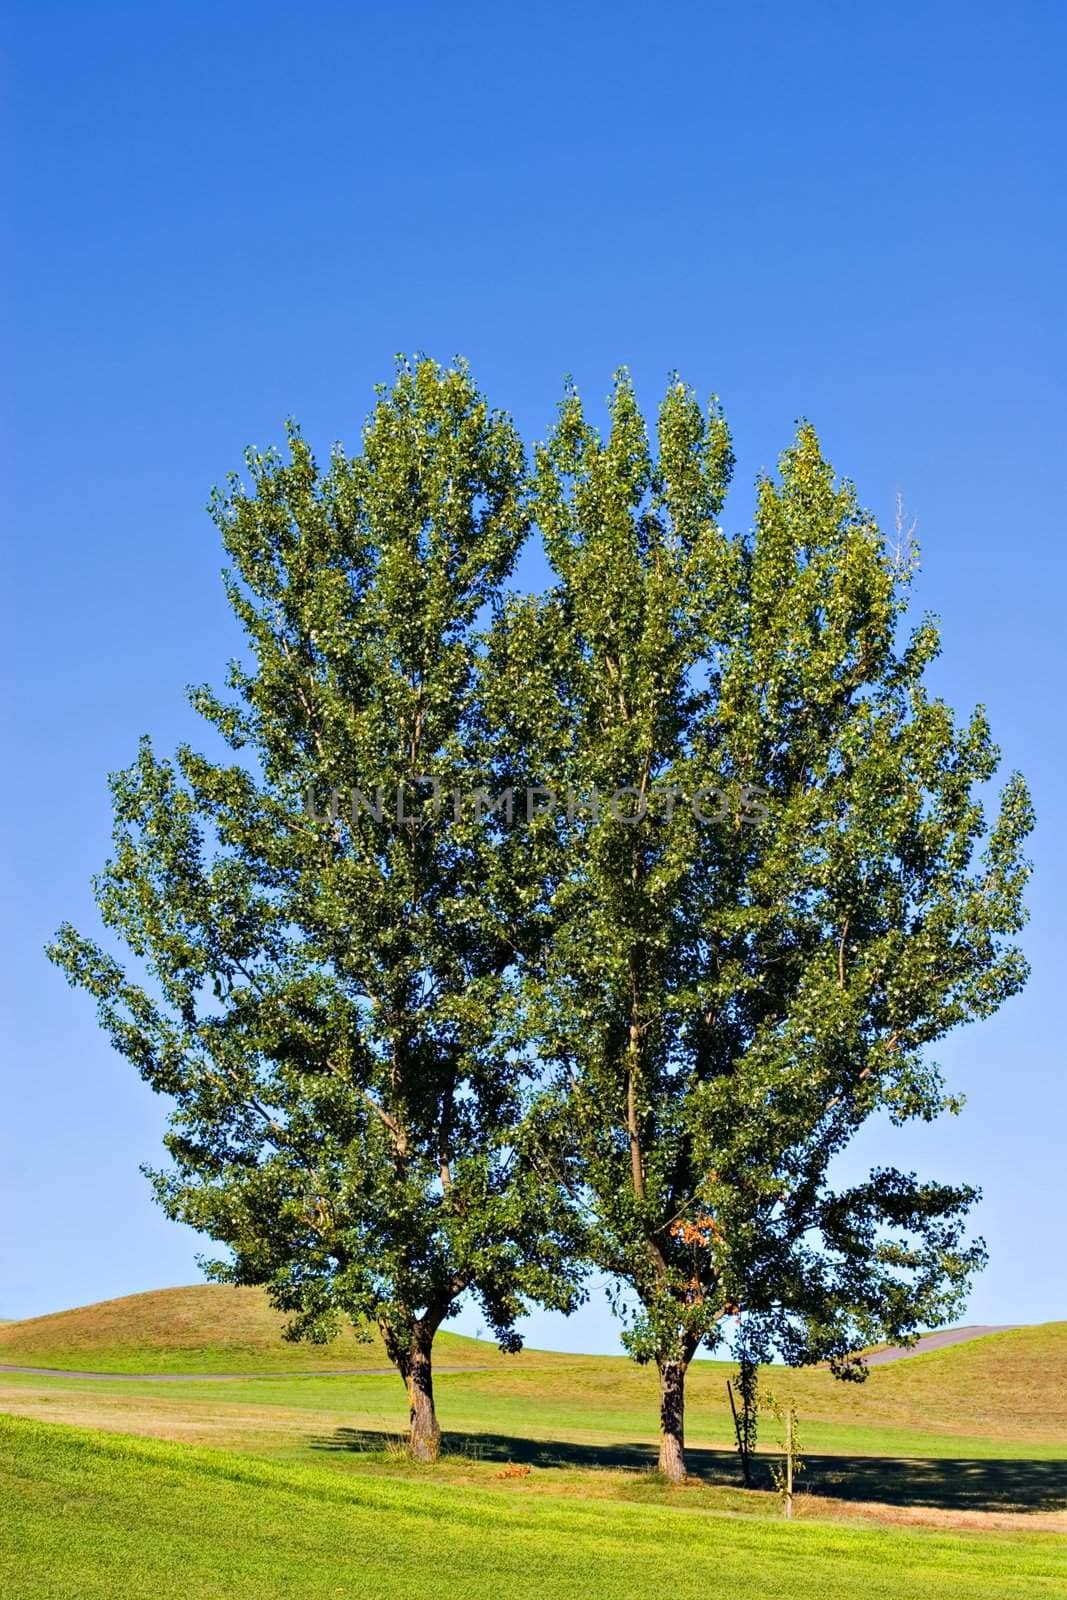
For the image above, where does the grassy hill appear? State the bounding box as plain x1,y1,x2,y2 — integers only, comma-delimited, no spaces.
0,1284,530,1374
1,1286,1064,1454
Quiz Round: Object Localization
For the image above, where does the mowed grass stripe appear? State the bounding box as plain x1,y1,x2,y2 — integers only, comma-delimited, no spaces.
3,1416,1065,1600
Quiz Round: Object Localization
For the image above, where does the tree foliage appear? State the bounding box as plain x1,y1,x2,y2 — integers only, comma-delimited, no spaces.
49,360,1032,1480
49,359,582,1459
496,372,1032,1478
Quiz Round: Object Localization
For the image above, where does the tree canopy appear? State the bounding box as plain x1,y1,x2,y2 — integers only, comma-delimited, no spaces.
50,360,1032,1480
491,373,1032,1477
49,359,582,1459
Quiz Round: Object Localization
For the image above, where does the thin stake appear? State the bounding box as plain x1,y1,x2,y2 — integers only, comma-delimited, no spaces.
726,1379,749,1486
784,1407,794,1519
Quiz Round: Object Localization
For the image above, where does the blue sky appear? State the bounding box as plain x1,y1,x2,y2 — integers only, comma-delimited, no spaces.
3,1,1064,1350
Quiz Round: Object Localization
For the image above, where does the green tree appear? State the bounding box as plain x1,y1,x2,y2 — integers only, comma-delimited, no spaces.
48,358,581,1462
508,372,1032,1481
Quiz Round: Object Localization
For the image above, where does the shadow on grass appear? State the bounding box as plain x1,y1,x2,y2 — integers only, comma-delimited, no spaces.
310,1426,1067,1513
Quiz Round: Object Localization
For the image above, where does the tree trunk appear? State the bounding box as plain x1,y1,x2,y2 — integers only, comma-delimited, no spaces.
403,1322,441,1462
657,1357,688,1482
381,1315,443,1462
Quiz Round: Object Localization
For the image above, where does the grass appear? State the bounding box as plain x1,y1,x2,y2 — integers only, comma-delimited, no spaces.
4,1363,1066,1454
4,1415,1065,1600
2,1333,1066,1521
2,1365,1064,1515
3,1289,1064,1597
3,1287,1065,1451
0,1284,521,1374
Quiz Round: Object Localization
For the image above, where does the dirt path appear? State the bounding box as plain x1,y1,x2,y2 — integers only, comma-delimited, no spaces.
0,1363,487,1382
864,1325,1017,1365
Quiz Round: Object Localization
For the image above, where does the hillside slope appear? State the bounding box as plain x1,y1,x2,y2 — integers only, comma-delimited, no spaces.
0,1285,530,1374
2,1288,1064,1445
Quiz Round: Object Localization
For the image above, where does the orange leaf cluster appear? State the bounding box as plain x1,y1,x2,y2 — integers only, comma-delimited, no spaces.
669,1213,724,1248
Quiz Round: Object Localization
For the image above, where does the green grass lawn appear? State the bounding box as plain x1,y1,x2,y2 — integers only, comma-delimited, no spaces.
3,1291,1065,1597
5,1363,1066,1462
4,1415,1065,1600
2,1364,1064,1519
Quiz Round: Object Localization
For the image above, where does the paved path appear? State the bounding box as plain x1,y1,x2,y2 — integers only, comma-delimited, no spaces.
864,1325,1017,1365
1,1325,1019,1380
0,1363,487,1382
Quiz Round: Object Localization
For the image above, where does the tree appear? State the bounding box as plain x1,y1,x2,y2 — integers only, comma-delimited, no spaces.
506,372,1032,1481
48,358,581,1462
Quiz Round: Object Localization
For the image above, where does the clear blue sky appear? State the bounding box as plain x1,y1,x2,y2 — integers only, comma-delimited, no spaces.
3,1,1064,1350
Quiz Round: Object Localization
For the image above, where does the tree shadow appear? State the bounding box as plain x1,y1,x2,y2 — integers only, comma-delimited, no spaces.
755,1450,1067,1513
310,1426,1067,1513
